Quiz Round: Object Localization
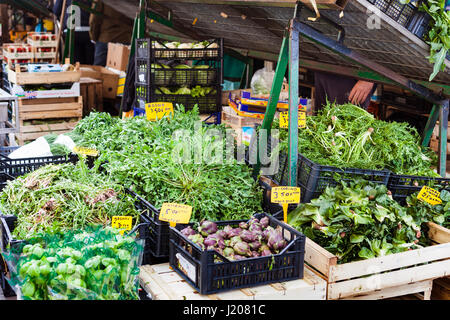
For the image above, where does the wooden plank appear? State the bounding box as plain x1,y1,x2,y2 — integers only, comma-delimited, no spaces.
20,109,82,121
8,69,81,85
17,129,73,142
346,280,433,300
328,259,450,300
19,102,82,113
328,242,450,283
20,121,79,134
19,97,81,105
139,263,327,300
428,222,450,244
304,237,337,278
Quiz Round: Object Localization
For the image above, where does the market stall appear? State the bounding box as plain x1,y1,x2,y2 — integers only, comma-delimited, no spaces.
0,0,449,303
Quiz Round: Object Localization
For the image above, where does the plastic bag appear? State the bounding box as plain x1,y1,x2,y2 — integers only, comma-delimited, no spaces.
7,137,52,159
3,226,144,300
250,68,287,95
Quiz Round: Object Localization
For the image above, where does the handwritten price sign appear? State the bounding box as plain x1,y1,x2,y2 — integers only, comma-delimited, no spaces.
111,216,133,235
73,146,99,157
417,186,442,206
145,102,174,121
279,111,306,129
159,203,193,227
271,186,301,222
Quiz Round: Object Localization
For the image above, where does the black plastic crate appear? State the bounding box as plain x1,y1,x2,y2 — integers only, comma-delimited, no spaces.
136,38,223,61
0,153,79,178
366,0,419,27
278,152,392,203
136,91,221,114
407,10,431,39
0,146,19,159
169,213,305,295
136,60,220,87
387,174,450,205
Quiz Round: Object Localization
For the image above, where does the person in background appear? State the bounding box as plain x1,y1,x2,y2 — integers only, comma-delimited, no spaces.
52,0,95,65
314,71,377,113
89,0,133,66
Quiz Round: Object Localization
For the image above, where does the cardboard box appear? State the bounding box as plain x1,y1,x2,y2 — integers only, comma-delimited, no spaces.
106,43,130,72
80,65,119,100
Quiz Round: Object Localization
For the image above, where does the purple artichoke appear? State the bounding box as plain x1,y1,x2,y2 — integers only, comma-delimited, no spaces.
258,243,270,253
248,217,259,226
223,247,234,257
260,216,269,228
260,249,272,257
204,236,217,247
239,222,249,230
233,242,252,257
216,230,227,239
267,230,287,252
199,220,218,237
188,234,204,245
251,251,260,258
262,226,275,240
249,241,261,251
240,230,258,243
229,236,242,248
233,254,246,261
249,222,262,233
181,226,197,237
223,225,233,238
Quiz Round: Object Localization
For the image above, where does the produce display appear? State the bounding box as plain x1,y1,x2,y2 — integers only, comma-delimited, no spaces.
287,180,425,264
275,102,438,177
180,216,287,261
72,106,263,222
0,161,141,240
3,226,143,300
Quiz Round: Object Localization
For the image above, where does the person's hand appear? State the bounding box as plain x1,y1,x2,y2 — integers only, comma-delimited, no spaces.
348,80,374,105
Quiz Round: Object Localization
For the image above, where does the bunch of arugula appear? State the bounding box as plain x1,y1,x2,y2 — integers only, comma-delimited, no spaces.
287,180,424,263
72,106,262,222
274,102,438,177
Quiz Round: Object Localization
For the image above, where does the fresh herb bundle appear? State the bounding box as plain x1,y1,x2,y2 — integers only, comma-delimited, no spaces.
275,102,437,176
72,106,262,222
0,161,141,240
287,180,424,264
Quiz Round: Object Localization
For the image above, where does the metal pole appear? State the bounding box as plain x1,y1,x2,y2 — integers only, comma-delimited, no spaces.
438,100,449,177
288,19,299,187
422,104,440,148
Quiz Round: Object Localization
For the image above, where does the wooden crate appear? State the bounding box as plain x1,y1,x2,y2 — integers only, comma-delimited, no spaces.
304,222,450,300
427,222,450,300
8,62,81,85
80,77,103,116
14,96,82,145
139,263,327,300
80,65,119,100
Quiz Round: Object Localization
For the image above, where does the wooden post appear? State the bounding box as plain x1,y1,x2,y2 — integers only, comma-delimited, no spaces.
0,4,9,44
55,0,68,64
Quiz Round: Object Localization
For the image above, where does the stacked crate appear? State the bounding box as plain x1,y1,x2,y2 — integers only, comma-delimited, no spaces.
27,32,58,63
135,38,223,121
3,44,34,67
6,61,82,145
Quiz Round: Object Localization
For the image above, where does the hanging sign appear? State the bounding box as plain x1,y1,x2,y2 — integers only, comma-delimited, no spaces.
112,216,133,235
159,203,193,227
417,186,442,206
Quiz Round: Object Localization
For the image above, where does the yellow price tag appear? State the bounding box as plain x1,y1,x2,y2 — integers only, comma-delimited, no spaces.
271,187,301,223
279,111,306,129
417,186,442,206
73,146,99,157
145,102,174,121
111,216,133,235
159,203,193,227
